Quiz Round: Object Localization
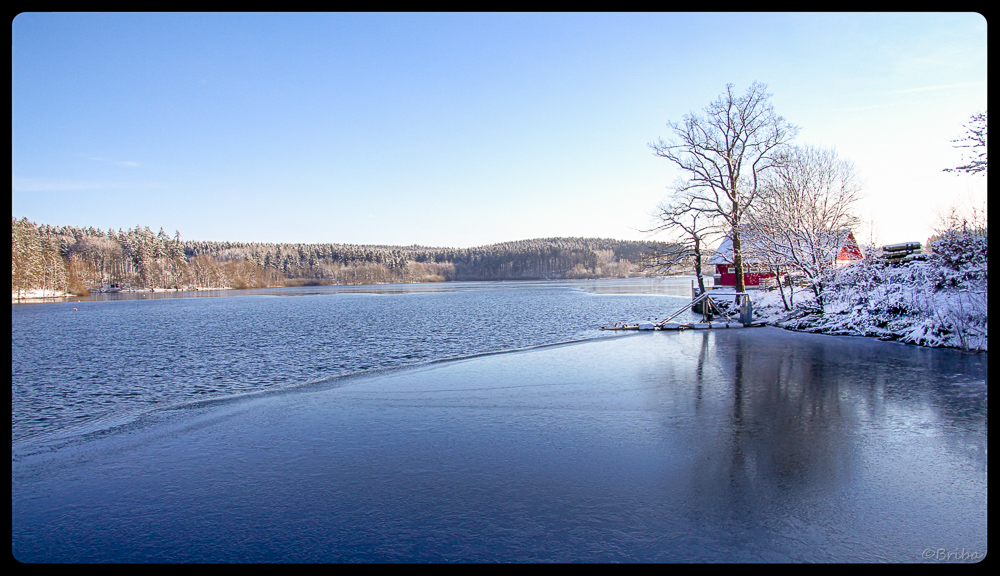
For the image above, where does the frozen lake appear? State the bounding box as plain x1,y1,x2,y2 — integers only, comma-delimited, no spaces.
12,279,987,562
13,278,700,447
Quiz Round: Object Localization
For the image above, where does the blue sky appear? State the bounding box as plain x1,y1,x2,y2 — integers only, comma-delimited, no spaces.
12,12,987,247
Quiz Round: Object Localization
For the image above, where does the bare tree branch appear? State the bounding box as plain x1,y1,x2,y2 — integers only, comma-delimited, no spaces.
641,193,723,295
648,82,799,292
745,145,864,310
944,111,987,175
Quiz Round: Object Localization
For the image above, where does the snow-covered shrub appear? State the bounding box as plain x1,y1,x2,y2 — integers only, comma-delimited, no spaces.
756,224,987,351
928,222,988,289
923,223,988,350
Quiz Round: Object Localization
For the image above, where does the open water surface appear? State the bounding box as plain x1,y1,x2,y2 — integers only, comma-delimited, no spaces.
13,278,697,448
11,278,987,562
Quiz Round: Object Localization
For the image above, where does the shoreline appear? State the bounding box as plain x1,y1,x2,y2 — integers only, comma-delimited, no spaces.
13,278,985,352
11,285,236,303
11,275,695,304
743,287,987,353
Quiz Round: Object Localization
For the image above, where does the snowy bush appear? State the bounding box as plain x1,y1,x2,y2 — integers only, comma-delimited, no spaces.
751,223,986,351
928,222,988,288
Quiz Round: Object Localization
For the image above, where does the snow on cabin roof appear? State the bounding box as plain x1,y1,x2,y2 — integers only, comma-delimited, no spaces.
707,230,779,265
707,235,736,265
708,229,859,265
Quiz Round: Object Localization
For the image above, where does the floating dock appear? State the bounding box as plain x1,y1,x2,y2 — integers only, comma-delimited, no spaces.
600,321,766,331
601,289,764,331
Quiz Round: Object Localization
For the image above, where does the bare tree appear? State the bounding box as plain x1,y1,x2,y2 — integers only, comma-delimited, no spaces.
944,111,987,175
746,145,863,310
649,82,799,293
642,193,721,296
738,225,795,310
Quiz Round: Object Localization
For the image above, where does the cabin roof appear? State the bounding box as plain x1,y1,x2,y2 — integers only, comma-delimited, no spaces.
707,229,861,265
707,234,737,265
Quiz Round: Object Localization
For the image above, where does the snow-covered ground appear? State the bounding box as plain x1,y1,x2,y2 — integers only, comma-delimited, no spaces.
11,289,70,302
740,258,987,352
12,285,236,302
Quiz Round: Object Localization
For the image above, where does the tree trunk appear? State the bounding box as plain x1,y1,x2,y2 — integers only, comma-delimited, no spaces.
732,230,746,294
775,264,789,310
693,237,706,295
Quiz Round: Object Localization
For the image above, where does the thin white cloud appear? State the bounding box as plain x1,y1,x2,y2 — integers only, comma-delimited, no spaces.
12,178,167,192
12,178,103,192
823,103,897,114
88,156,143,167
824,80,986,113
888,81,986,94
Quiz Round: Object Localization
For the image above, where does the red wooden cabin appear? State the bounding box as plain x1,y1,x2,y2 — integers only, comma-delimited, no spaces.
708,230,864,288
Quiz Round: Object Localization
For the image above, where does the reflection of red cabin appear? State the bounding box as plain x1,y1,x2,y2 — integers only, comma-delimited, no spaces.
708,230,864,288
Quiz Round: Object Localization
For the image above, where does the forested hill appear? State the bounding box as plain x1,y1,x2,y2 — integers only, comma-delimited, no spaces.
12,218,674,296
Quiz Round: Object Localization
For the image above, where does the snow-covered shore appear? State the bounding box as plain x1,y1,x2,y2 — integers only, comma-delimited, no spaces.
11,285,234,303
11,289,70,302
717,222,988,352
741,265,987,352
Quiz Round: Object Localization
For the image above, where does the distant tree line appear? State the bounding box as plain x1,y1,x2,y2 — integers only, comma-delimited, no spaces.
11,217,672,298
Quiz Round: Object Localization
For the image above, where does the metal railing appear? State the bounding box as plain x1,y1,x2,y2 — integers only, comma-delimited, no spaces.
657,291,753,327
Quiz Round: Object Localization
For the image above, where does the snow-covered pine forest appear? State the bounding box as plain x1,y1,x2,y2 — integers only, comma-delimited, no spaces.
11,217,670,299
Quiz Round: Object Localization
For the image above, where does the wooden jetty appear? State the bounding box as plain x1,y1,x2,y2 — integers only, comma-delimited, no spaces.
601,289,765,331
600,321,766,331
